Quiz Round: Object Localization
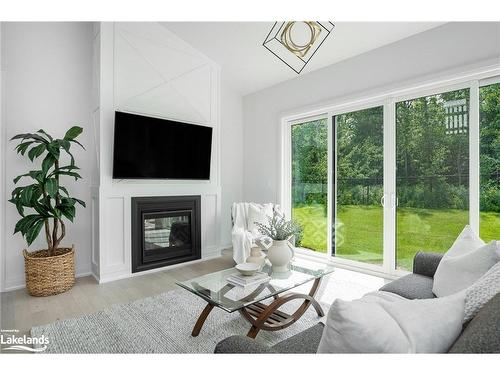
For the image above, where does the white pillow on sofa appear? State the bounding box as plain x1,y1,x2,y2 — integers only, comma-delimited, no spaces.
317,291,465,353
433,239,500,297
432,225,484,297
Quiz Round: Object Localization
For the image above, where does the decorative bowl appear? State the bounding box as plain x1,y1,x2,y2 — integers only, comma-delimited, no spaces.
235,262,260,276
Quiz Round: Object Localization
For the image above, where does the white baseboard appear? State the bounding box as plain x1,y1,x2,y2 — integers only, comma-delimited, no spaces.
97,246,223,284
2,247,226,290
2,270,94,292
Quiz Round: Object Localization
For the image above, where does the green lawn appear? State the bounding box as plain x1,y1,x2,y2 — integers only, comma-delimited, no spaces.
293,204,500,271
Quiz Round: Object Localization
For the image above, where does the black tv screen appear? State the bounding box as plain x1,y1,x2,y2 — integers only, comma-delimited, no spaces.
112,111,212,179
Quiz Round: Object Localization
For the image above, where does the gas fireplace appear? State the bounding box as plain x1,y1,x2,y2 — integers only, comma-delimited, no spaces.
131,196,201,273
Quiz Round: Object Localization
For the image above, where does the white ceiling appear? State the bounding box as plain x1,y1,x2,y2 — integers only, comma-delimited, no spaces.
162,22,445,96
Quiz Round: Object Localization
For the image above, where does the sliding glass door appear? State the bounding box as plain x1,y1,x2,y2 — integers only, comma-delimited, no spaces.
334,106,384,265
479,82,500,242
290,118,328,253
395,89,470,270
287,75,499,275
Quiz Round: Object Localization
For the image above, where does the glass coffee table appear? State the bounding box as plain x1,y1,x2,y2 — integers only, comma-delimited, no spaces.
176,258,334,338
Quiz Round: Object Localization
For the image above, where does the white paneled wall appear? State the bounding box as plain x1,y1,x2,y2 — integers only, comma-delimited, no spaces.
93,23,222,283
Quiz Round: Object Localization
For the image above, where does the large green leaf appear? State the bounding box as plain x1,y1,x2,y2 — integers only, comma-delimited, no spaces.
27,143,46,161
70,139,85,149
30,185,42,204
42,154,56,175
25,219,45,246
20,185,35,206
15,141,35,155
52,170,82,180
32,201,51,218
11,186,23,196
59,139,75,165
36,129,53,141
14,214,43,235
64,126,83,141
74,198,86,208
60,197,76,206
11,133,48,143
13,173,30,184
58,205,75,222
45,178,59,198
59,186,70,196
28,170,44,183
9,197,25,217
46,143,60,160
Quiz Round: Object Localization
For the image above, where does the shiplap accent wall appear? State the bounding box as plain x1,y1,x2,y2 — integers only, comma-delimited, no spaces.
93,22,221,283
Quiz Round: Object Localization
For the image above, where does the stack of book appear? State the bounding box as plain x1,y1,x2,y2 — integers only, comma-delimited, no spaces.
227,272,271,287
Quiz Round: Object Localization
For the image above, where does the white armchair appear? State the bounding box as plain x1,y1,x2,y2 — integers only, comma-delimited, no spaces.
231,202,283,264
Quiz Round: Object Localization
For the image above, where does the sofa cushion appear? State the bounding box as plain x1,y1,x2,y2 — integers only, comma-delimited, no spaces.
448,293,500,353
214,335,274,353
413,251,443,278
271,323,324,353
433,240,500,297
380,274,435,299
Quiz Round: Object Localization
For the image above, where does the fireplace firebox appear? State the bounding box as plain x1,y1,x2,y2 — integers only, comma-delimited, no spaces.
131,196,201,273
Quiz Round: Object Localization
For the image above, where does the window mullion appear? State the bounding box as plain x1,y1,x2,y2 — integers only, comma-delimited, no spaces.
383,100,396,273
469,81,480,234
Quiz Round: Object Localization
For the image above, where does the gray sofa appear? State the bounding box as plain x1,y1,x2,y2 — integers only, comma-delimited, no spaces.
215,252,500,353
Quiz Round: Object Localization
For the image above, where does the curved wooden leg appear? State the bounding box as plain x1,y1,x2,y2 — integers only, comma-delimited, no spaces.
241,277,325,338
191,303,214,337
303,278,324,317
309,297,325,317
246,325,260,339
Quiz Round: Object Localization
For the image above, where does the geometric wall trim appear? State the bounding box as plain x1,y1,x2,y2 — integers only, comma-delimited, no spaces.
92,22,221,284
114,23,214,125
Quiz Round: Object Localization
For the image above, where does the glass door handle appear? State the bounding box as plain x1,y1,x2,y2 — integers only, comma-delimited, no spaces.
380,195,385,207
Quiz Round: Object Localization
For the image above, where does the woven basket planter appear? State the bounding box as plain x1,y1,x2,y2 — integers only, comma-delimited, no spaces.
23,245,75,297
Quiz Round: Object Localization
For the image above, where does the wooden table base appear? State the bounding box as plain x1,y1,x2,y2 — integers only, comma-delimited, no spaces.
190,277,324,338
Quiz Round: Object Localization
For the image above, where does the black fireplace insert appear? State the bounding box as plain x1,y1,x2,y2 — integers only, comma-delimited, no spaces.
131,196,201,273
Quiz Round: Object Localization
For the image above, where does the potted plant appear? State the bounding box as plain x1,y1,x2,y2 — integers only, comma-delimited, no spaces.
254,212,302,272
9,127,85,296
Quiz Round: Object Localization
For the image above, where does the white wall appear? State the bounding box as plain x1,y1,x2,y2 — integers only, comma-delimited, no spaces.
220,78,244,246
0,22,244,290
1,22,94,291
242,22,500,204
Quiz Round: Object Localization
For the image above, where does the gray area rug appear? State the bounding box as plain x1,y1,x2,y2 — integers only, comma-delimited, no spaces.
31,289,328,353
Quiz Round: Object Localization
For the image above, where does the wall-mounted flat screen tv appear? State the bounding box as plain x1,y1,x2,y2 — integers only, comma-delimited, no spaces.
112,111,213,180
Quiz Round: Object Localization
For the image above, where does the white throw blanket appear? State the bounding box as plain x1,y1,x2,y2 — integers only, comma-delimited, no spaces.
231,202,280,264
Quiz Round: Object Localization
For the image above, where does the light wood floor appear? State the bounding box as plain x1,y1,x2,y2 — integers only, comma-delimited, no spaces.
0,249,388,353
0,249,235,341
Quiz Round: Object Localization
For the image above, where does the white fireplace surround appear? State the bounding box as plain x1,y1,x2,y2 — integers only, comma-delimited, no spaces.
92,22,222,283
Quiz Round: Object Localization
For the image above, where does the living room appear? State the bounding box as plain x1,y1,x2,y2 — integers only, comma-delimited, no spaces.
1,0,499,372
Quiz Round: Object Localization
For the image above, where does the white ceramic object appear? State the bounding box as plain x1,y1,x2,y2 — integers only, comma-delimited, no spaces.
246,246,266,267
267,240,295,272
235,262,260,276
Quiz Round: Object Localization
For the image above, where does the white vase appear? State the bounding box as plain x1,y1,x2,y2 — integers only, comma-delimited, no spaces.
267,240,294,272
246,246,266,268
